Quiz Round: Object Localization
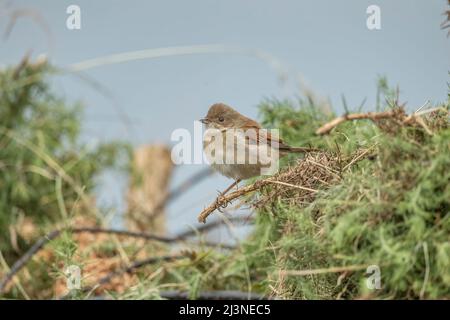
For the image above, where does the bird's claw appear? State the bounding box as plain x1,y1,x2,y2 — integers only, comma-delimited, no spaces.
214,194,231,212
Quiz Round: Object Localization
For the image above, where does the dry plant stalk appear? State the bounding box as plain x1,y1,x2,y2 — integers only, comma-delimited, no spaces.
280,264,369,277
315,107,436,135
198,179,274,223
198,152,345,223
0,216,239,296
442,0,450,37
127,145,173,234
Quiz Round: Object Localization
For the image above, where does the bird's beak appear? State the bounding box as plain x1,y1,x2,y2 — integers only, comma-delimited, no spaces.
199,118,210,124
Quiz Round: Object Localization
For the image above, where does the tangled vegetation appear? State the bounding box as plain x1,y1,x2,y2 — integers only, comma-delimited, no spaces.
129,91,449,300
0,57,131,296
249,94,450,299
0,57,448,300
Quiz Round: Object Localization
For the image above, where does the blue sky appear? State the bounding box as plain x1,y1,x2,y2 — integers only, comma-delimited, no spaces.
1,0,449,234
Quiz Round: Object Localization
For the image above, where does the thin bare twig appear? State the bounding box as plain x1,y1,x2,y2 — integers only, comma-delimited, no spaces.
86,255,187,294
1,6,53,50
197,169,324,223
316,106,442,135
315,110,399,135
342,143,379,171
198,150,374,223
66,44,310,94
175,216,254,239
280,264,369,276
305,159,340,176
266,180,319,193
441,0,450,37
149,168,213,219
0,229,60,295
0,226,234,295
58,254,187,299
198,177,277,223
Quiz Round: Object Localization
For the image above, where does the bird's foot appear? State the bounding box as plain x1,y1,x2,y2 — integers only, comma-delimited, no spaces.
214,191,231,212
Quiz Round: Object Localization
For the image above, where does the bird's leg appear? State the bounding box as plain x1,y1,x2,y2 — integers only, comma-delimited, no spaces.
215,179,241,211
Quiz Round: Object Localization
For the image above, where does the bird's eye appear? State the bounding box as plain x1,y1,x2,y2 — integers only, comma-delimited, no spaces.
218,116,224,122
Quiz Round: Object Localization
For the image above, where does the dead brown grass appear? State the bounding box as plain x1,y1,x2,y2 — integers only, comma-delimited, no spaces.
197,150,374,223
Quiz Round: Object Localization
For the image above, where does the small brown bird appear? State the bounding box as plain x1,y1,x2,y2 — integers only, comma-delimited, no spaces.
200,103,316,195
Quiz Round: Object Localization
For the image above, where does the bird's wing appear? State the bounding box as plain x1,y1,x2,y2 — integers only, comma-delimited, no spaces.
238,119,317,153
239,123,290,150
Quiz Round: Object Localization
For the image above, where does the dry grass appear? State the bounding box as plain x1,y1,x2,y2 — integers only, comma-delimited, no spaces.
198,149,375,223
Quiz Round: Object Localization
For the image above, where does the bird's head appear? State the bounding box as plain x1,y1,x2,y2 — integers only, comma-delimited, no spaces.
200,103,257,130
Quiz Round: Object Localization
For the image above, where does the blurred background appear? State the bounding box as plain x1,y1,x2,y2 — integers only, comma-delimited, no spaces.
1,0,449,238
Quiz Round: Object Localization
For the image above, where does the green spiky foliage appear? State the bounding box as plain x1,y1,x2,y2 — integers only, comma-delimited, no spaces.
254,90,449,299
250,98,450,299
1,57,448,300
121,82,449,300
0,59,131,262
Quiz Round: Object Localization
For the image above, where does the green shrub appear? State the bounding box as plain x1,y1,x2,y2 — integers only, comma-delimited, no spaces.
0,58,130,261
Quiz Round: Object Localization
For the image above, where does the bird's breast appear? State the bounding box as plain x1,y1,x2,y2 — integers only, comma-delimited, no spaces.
202,129,279,179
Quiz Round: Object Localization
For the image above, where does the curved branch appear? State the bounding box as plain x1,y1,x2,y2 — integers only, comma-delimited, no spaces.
0,226,235,295
198,176,290,223
315,110,397,135
315,106,440,135
150,168,213,218
97,255,185,286
176,216,254,239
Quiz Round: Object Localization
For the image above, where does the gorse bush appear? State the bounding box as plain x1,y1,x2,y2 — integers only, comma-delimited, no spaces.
122,90,449,300
243,94,450,299
0,57,448,299
0,58,131,261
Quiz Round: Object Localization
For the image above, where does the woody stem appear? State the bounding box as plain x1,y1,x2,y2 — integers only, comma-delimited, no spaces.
219,179,241,197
